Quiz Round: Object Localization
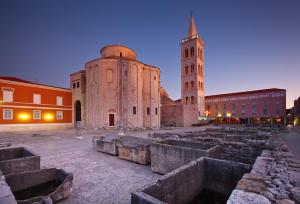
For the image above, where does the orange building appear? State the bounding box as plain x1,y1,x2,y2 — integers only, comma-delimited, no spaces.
0,76,72,131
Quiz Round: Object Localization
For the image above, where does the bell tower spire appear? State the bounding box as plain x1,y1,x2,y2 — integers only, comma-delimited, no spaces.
180,14,205,126
188,11,198,38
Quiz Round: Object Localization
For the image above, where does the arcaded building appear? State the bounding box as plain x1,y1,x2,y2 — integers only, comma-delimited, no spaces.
70,45,160,129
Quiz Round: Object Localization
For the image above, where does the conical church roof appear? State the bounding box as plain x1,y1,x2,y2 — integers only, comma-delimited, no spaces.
188,15,198,37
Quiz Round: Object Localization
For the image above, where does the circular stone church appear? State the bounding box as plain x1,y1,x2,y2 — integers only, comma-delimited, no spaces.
70,45,160,129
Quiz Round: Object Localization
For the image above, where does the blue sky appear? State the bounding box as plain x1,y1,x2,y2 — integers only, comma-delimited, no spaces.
0,0,299,108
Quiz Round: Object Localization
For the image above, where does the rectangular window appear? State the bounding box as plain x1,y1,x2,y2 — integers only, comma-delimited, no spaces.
133,106,137,115
3,90,13,102
3,109,13,120
56,111,63,120
56,96,63,106
33,110,41,120
147,107,150,115
155,108,158,115
33,94,41,104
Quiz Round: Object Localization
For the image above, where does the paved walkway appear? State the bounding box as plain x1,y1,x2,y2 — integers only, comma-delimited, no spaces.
282,126,300,160
0,131,161,204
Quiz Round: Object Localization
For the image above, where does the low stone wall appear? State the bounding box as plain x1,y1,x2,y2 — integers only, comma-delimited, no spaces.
227,136,300,204
5,168,73,204
0,170,17,204
150,130,269,165
132,157,250,204
0,123,72,132
150,140,221,174
0,147,40,175
117,136,152,165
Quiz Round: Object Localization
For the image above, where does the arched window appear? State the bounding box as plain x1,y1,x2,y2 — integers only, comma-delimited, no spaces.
201,82,203,89
184,48,189,58
185,65,188,75
191,81,194,90
191,96,195,104
200,49,203,60
200,64,203,76
185,97,189,105
185,81,189,91
198,81,201,88
191,64,194,73
190,47,195,57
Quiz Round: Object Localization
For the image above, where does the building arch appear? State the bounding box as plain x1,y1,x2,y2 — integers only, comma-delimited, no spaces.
75,100,82,122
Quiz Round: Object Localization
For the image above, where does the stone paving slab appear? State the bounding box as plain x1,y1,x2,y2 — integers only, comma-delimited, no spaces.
0,131,161,204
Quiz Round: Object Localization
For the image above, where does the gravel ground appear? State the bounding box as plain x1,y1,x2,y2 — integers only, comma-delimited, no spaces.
0,125,211,203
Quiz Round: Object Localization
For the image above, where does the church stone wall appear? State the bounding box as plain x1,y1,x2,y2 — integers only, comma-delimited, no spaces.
71,45,160,129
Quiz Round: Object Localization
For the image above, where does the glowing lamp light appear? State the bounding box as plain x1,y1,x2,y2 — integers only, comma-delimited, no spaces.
44,113,54,121
226,113,231,117
205,111,209,117
217,113,222,117
18,113,30,120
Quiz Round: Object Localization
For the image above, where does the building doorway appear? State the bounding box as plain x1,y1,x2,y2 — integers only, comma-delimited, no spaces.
108,114,115,127
75,100,81,122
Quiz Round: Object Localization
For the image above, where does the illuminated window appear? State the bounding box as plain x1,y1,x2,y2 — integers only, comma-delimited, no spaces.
56,111,63,120
33,110,41,120
33,94,41,104
3,89,13,102
133,106,137,115
56,96,63,106
3,109,13,120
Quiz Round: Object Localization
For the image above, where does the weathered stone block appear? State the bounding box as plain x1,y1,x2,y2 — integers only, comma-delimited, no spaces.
92,134,120,155
227,190,271,204
5,168,73,204
0,147,40,175
150,139,221,174
117,136,151,165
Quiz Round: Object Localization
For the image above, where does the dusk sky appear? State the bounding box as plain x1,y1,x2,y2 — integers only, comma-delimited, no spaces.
0,0,299,108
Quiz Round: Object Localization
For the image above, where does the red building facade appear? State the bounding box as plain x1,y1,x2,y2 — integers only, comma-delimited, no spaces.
205,88,286,124
0,76,72,131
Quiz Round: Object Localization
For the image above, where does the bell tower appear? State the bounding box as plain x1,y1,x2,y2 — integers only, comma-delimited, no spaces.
180,14,205,126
